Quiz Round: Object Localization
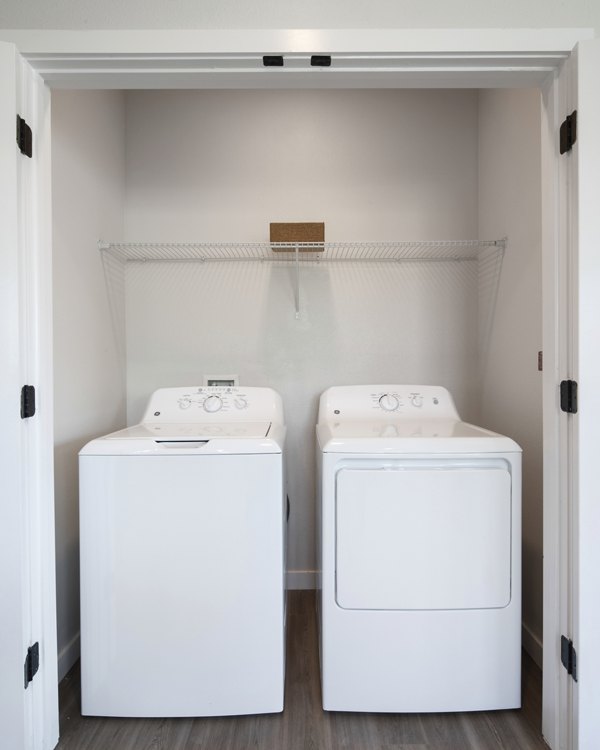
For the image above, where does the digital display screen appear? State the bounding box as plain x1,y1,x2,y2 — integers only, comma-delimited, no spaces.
207,379,236,387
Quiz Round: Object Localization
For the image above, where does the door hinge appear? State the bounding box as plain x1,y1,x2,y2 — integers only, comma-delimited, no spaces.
21,385,36,419
560,110,577,154
561,636,577,681
16,115,33,158
560,380,578,414
262,55,284,67
24,642,40,688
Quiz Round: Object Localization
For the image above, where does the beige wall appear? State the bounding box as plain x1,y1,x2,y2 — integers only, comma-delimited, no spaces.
478,88,543,664
0,0,599,31
52,90,127,679
123,89,481,586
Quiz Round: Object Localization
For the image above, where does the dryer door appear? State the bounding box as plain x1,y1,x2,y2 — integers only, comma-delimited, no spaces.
335,462,512,610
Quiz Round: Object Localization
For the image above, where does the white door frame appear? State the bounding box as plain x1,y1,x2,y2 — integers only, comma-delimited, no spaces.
567,40,600,750
0,27,593,750
541,54,574,750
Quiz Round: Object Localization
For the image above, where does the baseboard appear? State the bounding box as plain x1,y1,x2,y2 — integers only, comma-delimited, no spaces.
286,570,316,590
57,631,80,682
522,622,543,669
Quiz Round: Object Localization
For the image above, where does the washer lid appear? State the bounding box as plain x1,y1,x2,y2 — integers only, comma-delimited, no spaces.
80,421,285,456
103,421,273,440
317,419,520,454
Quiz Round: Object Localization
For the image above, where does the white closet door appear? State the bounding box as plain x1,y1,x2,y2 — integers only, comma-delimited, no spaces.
0,40,28,750
571,38,600,750
0,42,58,750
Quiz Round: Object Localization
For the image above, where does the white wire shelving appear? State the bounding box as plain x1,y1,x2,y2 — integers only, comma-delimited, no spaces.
99,238,506,318
99,239,505,264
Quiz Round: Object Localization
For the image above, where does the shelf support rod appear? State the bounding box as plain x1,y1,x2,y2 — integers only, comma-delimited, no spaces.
294,244,300,318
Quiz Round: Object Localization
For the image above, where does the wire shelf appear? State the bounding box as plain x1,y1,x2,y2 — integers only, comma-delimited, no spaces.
99,239,505,264
99,238,506,321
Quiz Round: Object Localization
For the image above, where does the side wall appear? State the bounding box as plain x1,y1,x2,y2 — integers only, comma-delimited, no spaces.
123,89,480,587
478,88,543,665
52,90,127,679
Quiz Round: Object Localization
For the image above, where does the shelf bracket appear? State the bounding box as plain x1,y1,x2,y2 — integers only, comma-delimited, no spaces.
294,244,300,319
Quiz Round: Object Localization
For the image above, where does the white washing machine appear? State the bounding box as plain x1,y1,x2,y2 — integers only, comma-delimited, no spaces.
316,385,522,713
79,386,286,717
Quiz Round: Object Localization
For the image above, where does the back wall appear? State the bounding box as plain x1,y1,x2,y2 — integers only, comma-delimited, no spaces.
123,89,481,584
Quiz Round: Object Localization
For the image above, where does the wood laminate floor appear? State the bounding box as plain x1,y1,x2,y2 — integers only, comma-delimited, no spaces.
57,591,548,750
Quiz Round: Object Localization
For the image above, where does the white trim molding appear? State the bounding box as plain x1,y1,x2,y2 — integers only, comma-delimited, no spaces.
0,28,593,90
0,28,593,55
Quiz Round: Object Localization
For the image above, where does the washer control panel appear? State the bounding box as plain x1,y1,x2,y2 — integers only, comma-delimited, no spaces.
142,386,284,423
372,390,428,413
319,385,460,421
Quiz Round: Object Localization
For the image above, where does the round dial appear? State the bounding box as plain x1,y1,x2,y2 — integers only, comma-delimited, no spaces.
203,395,223,413
410,394,423,408
179,398,191,410
379,394,399,412
234,397,248,410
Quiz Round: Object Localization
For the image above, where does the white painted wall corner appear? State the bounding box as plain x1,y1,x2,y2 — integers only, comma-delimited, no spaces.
522,622,543,670
57,632,80,682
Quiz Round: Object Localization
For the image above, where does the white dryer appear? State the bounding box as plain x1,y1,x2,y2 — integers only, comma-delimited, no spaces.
79,386,286,717
316,385,521,713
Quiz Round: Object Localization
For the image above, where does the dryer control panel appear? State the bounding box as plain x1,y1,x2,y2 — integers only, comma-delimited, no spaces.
141,386,284,423
318,385,460,422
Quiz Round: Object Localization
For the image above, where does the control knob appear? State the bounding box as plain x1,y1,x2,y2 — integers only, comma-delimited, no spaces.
203,395,223,413
410,394,423,408
179,398,191,410
234,397,248,410
379,394,399,412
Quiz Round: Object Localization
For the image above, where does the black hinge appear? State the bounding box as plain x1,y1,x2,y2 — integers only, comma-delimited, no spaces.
560,110,577,154
560,380,578,414
21,385,36,419
16,115,33,158
561,636,577,681
24,642,40,688
311,55,332,67
263,55,284,67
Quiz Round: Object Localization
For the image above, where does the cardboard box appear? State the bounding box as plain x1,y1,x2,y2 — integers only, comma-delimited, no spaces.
269,222,325,251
